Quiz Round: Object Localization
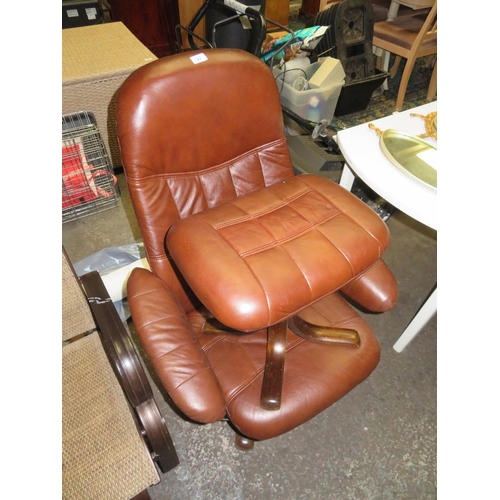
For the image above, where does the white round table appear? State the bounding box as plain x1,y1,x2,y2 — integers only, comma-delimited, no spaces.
337,101,437,352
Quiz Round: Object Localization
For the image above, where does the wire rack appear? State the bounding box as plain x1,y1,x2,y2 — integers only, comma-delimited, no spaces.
62,111,119,223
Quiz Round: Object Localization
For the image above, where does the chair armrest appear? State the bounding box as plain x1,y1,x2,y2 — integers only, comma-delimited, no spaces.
127,267,227,424
80,270,179,474
340,258,398,312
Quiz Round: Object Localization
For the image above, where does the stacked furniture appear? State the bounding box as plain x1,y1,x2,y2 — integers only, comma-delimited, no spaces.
373,0,437,111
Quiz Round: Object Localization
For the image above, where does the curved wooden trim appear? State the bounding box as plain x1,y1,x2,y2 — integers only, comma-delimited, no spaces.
80,271,153,406
136,399,180,473
80,270,180,473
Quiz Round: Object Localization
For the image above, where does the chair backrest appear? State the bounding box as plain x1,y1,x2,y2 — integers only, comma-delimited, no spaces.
408,0,437,57
374,0,436,57
115,49,294,312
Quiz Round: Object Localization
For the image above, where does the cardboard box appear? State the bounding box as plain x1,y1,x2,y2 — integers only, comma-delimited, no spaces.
308,57,345,89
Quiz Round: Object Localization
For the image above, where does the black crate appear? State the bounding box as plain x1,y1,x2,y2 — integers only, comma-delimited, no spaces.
334,69,389,116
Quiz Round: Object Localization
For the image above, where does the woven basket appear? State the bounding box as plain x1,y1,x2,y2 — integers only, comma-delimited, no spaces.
62,22,157,167
62,333,160,500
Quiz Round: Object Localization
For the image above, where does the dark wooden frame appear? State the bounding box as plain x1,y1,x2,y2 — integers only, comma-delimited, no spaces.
79,270,180,473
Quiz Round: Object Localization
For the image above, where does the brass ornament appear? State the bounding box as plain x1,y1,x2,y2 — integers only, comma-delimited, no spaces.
410,111,437,140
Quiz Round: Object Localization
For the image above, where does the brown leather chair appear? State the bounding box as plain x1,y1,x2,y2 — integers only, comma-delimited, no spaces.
115,48,398,449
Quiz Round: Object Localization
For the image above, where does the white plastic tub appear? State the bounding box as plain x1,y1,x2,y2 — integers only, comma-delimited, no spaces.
272,59,345,125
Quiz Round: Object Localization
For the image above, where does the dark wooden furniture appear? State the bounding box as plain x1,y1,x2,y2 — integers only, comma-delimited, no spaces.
101,0,180,57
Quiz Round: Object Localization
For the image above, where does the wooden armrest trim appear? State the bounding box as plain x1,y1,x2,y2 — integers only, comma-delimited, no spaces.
80,271,154,406
80,270,180,473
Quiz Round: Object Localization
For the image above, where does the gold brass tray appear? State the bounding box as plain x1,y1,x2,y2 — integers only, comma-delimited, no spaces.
369,123,437,191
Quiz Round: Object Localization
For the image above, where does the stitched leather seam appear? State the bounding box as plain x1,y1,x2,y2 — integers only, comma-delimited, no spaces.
154,338,202,359
239,210,340,258
297,176,384,258
305,301,360,329
200,334,226,352
211,187,311,230
189,216,273,323
124,138,286,181
169,366,216,393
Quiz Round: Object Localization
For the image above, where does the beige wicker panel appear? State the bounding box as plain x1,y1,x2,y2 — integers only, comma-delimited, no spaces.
63,333,160,500
62,23,157,167
62,251,95,342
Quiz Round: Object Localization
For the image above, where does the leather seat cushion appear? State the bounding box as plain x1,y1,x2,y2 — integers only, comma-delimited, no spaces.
194,292,381,441
167,174,391,332
374,12,433,50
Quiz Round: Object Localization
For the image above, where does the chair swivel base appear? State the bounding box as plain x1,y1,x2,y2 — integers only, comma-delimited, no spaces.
169,175,391,414
204,315,360,411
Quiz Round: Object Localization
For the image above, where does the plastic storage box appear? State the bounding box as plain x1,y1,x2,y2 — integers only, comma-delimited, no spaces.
273,59,345,127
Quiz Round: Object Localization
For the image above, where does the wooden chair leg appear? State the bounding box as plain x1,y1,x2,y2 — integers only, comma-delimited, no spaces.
203,318,288,412
235,432,255,450
395,57,416,111
389,55,402,77
210,316,360,414
379,50,391,90
288,316,360,347
259,315,361,411
132,490,151,500
427,59,437,101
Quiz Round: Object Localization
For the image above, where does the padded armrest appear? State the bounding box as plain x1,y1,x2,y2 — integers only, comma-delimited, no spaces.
127,267,226,423
340,258,398,312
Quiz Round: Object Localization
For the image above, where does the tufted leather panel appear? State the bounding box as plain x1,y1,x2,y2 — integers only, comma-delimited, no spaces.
168,174,391,331
127,267,226,423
